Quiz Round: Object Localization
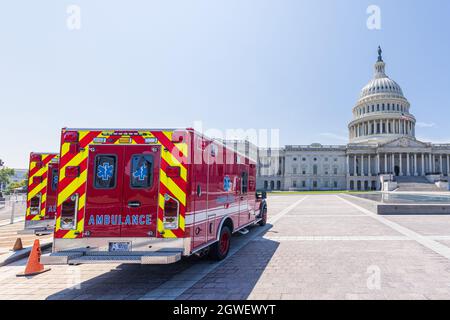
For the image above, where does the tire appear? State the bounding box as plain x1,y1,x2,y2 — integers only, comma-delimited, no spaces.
258,206,267,226
209,226,231,261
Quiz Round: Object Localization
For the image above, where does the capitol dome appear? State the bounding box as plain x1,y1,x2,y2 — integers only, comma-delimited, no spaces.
348,47,416,144
360,77,404,99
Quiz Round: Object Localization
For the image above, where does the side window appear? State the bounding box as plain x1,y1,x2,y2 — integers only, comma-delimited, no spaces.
241,171,248,194
94,155,117,189
51,168,58,191
130,155,153,188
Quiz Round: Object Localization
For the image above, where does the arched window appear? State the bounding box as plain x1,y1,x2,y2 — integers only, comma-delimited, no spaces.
313,164,318,175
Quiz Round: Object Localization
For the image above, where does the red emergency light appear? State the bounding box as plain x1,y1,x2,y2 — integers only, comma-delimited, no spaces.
30,154,42,162
33,176,43,184
166,166,180,178
66,166,80,178
34,162,43,169
63,131,79,143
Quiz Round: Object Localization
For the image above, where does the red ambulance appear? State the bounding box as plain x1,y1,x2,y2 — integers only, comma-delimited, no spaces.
42,128,267,265
22,152,59,234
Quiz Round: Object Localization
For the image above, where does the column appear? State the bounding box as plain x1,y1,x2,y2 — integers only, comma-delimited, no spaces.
399,153,403,176
414,153,418,176
447,154,450,177
346,155,350,175
429,154,432,174
377,154,380,175
391,153,395,174
368,155,371,176
447,155,450,176
384,154,387,174
421,153,425,176
407,153,410,176
354,155,357,176
361,155,364,176
440,154,443,174
432,154,435,172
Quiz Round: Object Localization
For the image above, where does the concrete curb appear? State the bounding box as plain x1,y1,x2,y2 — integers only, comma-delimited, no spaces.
0,242,52,267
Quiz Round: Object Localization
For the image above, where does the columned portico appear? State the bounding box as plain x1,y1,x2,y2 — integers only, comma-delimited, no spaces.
340,48,450,192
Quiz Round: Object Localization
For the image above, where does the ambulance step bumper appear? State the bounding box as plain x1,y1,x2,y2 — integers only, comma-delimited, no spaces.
41,251,182,265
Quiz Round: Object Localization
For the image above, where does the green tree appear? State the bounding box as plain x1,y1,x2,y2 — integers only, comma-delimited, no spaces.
0,167,15,191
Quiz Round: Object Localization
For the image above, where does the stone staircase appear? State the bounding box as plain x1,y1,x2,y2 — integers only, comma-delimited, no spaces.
395,176,441,192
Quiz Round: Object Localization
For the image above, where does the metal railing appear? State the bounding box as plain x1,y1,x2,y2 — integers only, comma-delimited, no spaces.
0,195,26,224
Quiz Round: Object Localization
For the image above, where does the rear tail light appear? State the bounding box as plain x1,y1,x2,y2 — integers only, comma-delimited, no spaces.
34,161,43,169
166,166,180,178
60,194,78,230
163,194,179,230
65,166,80,178
63,131,79,143
30,154,42,162
29,194,41,215
33,176,43,184
69,143,80,154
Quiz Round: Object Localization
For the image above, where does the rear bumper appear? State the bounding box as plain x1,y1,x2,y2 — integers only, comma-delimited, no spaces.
41,250,182,265
43,237,190,265
21,219,55,234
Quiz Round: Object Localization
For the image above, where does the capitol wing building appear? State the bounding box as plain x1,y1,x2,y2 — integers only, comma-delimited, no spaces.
257,48,450,191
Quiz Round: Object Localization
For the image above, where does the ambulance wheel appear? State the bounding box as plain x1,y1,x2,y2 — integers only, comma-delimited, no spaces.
258,206,267,226
209,226,231,261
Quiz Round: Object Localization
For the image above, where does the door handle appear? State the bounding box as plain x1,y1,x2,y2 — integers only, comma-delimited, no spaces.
128,201,141,208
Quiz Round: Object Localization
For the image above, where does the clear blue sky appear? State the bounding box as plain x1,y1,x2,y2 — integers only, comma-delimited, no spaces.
1,0,449,168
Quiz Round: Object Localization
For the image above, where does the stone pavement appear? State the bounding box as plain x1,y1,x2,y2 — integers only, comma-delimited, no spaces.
1,194,450,300
0,221,52,258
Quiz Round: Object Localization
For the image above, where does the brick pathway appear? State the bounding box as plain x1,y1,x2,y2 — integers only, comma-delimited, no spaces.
1,194,450,300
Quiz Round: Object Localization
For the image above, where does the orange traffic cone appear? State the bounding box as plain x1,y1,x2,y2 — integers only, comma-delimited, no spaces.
17,239,50,277
11,238,23,251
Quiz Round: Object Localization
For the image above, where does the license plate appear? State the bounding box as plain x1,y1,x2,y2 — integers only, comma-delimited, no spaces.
109,242,131,252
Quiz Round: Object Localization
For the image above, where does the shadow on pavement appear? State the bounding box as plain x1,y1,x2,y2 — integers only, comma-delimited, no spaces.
176,225,279,300
46,225,279,300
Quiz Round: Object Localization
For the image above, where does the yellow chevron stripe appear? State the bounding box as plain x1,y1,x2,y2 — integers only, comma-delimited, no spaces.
179,214,185,231
27,178,47,200
65,150,87,168
162,131,188,158
39,188,48,217
160,171,186,207
161,149,187,181
60,142,70,159
157,217,176,238
158,192,165,210
63,218,84,238
55,216,61,231
60,130,89,160
57,169,87,207
78,193,86,211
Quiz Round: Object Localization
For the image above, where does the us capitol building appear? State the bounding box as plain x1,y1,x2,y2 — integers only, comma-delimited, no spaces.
257,48,450,191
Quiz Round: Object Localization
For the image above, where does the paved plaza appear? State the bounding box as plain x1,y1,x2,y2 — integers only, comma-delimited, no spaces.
1,193,450,300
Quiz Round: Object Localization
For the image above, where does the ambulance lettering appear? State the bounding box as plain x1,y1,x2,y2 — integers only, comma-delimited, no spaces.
88,214,152,226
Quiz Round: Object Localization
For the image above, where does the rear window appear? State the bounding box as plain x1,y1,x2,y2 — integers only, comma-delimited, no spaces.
94,155,117,189
51,168,58,191
130,154,153,188
241,171,248,194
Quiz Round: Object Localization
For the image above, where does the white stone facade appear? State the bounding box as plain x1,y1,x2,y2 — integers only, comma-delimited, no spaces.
257,48,450,191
